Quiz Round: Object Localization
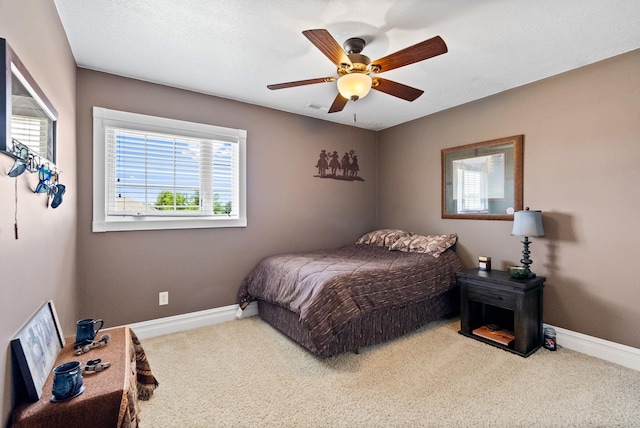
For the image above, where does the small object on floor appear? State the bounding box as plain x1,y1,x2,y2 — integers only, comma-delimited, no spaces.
543,327,557,351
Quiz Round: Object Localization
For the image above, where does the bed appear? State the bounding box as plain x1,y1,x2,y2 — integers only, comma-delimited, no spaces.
237,229,462,357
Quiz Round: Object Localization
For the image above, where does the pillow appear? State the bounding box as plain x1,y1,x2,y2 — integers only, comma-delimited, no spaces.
355,229,413,247
390,233,458,257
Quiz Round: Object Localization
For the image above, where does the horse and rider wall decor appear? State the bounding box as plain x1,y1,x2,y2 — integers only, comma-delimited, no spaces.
314,149,364,182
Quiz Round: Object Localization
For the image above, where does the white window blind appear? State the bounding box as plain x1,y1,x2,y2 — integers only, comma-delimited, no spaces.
456,169,488,213
93,107,246,232
106,127,238,217
11,114,51,160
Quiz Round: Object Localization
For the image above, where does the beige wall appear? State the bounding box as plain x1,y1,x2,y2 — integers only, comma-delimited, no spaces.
2,2,638,423
76,69,378,328
378,49,640,349
0,0,77,424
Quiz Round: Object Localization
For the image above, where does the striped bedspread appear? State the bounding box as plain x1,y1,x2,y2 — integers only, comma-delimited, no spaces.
238,244,462,354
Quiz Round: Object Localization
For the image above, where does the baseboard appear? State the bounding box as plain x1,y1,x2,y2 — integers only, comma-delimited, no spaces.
126,307,638,371
126,302,258,340
545,323,640,371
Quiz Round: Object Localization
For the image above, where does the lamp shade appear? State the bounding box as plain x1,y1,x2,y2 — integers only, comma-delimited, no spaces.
511,209,545,237
337,73,372,101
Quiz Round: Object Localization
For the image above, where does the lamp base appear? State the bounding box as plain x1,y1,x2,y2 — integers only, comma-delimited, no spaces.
520,237,536,278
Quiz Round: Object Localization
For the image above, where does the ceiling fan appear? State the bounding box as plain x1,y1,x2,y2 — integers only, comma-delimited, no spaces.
267,29,448,113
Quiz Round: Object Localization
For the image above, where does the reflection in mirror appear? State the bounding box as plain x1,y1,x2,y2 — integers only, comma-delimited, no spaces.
452,152,505,213
442,135,523,220
11,65,56,161
1,38,58,167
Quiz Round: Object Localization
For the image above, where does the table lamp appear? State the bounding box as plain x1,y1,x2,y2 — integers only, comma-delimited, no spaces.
511,207,545,278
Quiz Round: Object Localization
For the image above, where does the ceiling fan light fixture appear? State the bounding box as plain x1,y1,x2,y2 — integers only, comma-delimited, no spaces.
268,29,448,114
337,73,372,101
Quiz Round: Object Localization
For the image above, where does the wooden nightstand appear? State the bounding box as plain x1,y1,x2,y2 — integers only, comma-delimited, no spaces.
457,268,545,357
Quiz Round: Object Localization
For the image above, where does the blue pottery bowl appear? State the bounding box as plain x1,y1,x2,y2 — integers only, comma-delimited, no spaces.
52,361,83,401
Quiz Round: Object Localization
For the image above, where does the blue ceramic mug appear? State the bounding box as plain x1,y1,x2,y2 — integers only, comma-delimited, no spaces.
75,318,104,344
52,361,83,401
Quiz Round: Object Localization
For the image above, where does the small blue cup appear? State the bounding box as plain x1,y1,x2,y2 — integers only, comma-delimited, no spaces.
75,318,104,344
52,361,83,401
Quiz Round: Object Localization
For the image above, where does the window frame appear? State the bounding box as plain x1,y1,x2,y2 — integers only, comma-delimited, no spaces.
92,107,246,232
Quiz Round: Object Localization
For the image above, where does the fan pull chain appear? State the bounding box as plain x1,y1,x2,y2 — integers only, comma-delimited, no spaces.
353,100,358,123
14,177,19,240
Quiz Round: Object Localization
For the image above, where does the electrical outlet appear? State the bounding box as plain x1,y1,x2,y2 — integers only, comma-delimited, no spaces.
159,291,169,306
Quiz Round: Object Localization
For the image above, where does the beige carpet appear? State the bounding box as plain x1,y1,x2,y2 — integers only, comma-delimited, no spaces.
137,317,640,427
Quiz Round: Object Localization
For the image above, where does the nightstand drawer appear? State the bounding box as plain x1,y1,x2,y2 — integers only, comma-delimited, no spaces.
466,284,514,309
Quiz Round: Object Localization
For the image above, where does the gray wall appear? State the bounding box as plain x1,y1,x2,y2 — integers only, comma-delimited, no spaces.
0,0,78,424
76,69,378,327
378,49,640,349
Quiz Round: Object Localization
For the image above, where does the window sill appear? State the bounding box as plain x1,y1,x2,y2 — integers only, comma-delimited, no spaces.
92,216,247,232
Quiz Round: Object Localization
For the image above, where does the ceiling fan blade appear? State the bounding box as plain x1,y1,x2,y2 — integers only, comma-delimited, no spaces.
371,36,447,73
372,78,424,101
328,93,348,113
267,77,336,90
302,29,352,67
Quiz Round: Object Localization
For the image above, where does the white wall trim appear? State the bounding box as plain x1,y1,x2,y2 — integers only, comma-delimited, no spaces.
545,323,640,372
125,308,638,372
126,302,258,339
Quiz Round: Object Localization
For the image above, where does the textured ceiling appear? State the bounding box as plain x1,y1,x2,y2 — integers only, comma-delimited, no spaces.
54,0,640,131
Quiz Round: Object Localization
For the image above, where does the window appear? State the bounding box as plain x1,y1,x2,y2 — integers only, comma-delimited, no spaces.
93,107,246,232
